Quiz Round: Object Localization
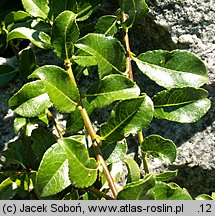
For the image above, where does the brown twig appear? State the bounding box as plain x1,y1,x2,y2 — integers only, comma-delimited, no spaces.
65,60,118,199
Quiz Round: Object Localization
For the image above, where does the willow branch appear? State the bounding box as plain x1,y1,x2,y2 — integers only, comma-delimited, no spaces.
65,60,118,199
121,11,150,174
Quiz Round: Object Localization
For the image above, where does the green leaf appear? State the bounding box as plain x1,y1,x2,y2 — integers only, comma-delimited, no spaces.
58,137,98,188
0,65,17,86
9,80,52,117
0,0,22,19
195,194,214,200
117,174,155,200
29,65,80,113
73,49,97,67
0,178,19,200
86,74,140,108
4,11,32,28
8,27,51,49
100,95,154,143
68,0,101,22
133,50,208,88
67,99,94,133
51,11,80,60
124,158,140,183
2,140,24,166
14,117,27,134
19,48,36,81
155,170,178,182
75,33,126,79
119,0,148,29
31,127,56,161
36,143,71,197
153,87,211,123
141,134,177,164
21,0,50,20
101,139,128,165
0,34,7,54
147,182,192,200
95,15,118,36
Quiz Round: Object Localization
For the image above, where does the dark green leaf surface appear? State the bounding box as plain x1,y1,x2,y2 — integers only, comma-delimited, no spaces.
8,27,51,49
117,174,155,200
86,74,140,108
51,11,80,60
124,158,140,183
134,50,208,88
58,137,98,188
147,182,192,200
21,0,50,20
0,178,18,200
141,134,177,164
5,11,32,27
2,140,24,166
67,99,94,133
29,66,80,112
153,87,211,123
0,65,17,86
101,139,127,165
0,34,7,54
119,0,148,29
155,170,178,182
36,143,71,197
75,33,126,78
9,80,52,117
95,15,118,36
31,127,56,160
100,95,154,143
19,48,36,81
68,0,101,21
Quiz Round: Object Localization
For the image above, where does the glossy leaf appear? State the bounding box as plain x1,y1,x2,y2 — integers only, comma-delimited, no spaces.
29,66,80,113
14,117,27,134
67,99,94,133
75,33,126,79
51,11,80,60
124,158,140,183
36,143,71,197
58,137,98,188
0,178,19,200
119,0,148,29
153,87,211,123
8,27,51,49
73,50,97,67
100,95,154,143
0,65,17,86
134,50,208,89
5,11,32,28
141,134,177,164
68,0,101,21
155,170,178,182
147,182,192,200
196,193,215,200
101,139,128,165
86,74,140,108
19,48,36,81
117,174,155,200
9,80,52,117
95,15,118,36
21,0,50,20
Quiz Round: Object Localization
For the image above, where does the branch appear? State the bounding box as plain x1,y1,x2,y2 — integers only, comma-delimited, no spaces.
64,60,118,199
